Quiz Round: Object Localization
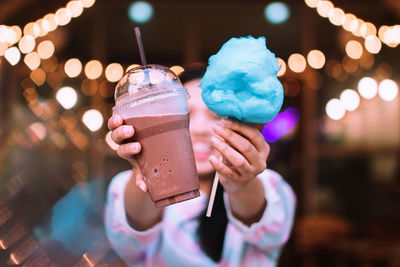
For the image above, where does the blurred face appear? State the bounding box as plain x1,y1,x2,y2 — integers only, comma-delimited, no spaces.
185,79,219,177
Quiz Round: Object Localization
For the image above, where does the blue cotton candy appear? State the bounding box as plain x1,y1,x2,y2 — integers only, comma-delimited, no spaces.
200,36,284,123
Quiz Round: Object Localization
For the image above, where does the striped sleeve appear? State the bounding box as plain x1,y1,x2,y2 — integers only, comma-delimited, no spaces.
223,169,296,253
104,170,162,266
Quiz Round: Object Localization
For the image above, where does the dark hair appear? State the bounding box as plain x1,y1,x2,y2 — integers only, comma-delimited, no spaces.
181,64,228,262
197,182,227,262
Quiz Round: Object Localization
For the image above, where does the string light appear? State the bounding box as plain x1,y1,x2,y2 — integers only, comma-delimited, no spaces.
345,40,363,59
305,0,400,49
18,35,35,54
37,40,54,59
24,52,41,70
326,98,345,120
82,109,103,132
340,89,360,111
358,77,377,99
170,65,185,76
105,63,124,82
56,86,78,109
4,47,21,65
84,60,103,80
307,50,325,69
378,79,398,102
65,58,83,78
277,57,286,77
288,53,306,73
67,1,84,17
364,35,382,54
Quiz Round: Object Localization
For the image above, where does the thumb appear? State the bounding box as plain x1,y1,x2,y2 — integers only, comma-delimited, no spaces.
132,159,148,192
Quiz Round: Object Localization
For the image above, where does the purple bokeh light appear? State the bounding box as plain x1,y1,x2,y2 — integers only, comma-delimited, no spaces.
262,107,300,142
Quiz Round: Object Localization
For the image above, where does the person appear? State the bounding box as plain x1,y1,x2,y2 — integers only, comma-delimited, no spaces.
104,67,296,266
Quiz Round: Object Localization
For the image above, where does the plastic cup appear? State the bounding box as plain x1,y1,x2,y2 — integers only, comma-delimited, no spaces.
113,64,200,207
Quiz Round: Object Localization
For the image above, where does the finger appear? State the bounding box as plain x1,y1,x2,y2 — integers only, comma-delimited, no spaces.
210,135,252,175
220,119,268,154
108,115,123,131
117,142,141,159
111,125,135,144
212,122,260,165
132,160,148,192
209,155,238,180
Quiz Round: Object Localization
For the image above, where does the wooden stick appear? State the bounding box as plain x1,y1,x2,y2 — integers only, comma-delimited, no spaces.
206,171,220,217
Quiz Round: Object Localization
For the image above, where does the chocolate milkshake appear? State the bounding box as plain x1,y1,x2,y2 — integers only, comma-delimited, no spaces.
113,65,200,207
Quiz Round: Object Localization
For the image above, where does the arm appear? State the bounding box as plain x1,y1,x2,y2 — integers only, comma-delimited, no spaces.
209,119,296,252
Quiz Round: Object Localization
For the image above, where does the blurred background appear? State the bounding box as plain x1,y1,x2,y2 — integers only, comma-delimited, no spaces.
1,0,400,266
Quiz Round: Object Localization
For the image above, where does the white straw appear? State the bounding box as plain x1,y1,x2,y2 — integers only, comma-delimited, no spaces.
206,171,220,217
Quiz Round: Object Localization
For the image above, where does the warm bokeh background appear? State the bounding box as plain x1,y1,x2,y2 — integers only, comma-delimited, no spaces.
1,0,400,266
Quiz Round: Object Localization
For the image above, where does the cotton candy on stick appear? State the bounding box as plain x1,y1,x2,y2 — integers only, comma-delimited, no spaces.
202,36,284,217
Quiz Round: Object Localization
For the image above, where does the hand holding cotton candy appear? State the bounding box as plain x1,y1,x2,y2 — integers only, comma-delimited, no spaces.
203,36,284,218
200,36,284,123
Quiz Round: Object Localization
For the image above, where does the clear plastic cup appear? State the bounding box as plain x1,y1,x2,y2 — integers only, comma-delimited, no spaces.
113,64,200,207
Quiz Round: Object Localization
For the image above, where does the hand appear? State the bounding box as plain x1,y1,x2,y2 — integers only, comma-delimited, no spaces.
209,119,269,193
108,114,148,192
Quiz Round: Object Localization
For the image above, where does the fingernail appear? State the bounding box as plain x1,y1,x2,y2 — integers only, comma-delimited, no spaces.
124,126,133,135
210,136,220,145
129,143,139,151
212,123,224,133
209,155,218,164
113,116,121,124
221,118,232,126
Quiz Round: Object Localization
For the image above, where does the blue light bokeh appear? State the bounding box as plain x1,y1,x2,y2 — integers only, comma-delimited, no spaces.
128,1,154,23
264,2,290,24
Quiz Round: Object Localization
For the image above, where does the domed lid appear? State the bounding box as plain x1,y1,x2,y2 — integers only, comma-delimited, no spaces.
114,64,184,102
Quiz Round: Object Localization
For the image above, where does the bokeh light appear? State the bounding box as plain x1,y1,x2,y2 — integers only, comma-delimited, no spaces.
343,13,358,32
170,65,185,76
307,50,325,69
378,79,398,102
358,77,378,99
18,35,36,54
326,98,346,120
364,35,382,54
316,1,334,18
23,22,40,38
328,8,345,26
4,47,21,65
55,8,72,26
56,86,78,109
360,22,377,38
37,40,55,59
82,109,104,132
340,89,360,111
30,68,47,86
264,2,290,24
128,1,154,23
28,122,47,141
288,53,306,73
81,0,96,8
305,0,319,8
276,57,286,77
24,52,41,70
84,60,103,79
65,58,83,78
67,1,84,17
105,63,124,82
43,14,58,32
345,40,363,59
